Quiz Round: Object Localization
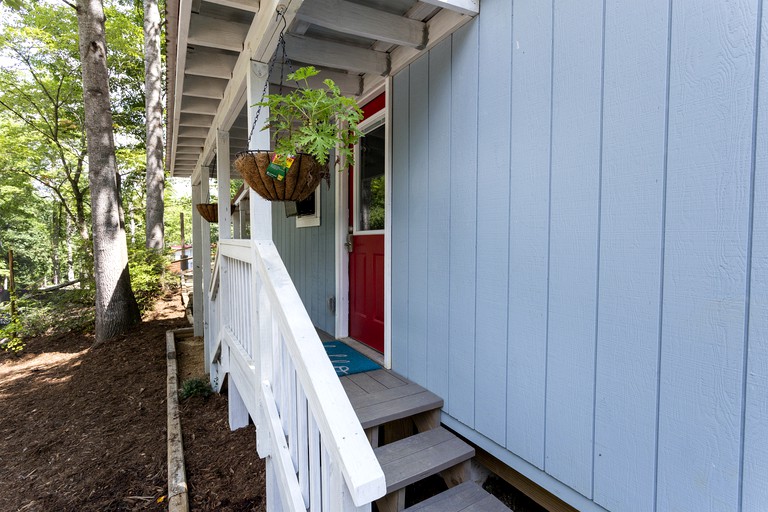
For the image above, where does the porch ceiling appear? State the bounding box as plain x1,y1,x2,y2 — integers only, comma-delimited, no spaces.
166,0,479,181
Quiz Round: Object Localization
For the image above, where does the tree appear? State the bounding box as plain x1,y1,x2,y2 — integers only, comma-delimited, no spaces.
75,0,141,341
143,0,164,250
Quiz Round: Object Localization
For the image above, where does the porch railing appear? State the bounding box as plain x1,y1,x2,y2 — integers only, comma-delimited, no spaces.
208,239,386,511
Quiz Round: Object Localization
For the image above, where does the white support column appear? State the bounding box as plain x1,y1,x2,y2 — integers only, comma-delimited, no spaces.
192,177,204,336
201,174,212,357
239,198,250,238
247,60,272,241
217,130,232,240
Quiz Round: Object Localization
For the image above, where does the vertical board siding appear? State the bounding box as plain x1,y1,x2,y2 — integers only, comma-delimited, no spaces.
389,3,766,511
391,69,410,377
742,3,767,511
592,2,669,511
447,20,479,428
271,173,336,335
544,0,604,497
657,1,758,511
473,0,512,446
406,57,430,386
426,39,452,401
505,0,552,470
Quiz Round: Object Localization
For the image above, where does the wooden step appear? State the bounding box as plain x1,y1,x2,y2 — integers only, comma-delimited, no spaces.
403,481,510,511
341,370,443,430
374,426,475,512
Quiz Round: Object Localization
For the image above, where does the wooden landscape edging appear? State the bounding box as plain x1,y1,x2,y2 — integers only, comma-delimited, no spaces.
166,329,190,512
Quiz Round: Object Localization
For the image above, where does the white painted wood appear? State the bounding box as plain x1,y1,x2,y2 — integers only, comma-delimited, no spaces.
204,0,260,13
219,239,252,261
183,75,228,98
178,125,212,138
185,49,238,79
192,180,204,336
362,9,471,95
419,0,478,16
269,66,362,96
188,13,249,52
295,188,321,228
308,414,321,511
261,381,310,511
335,131,350,338
217,130,232,240
201,175,212,368
180,98,220,116
284,34,389,75
228,372,250,430
253,240,386,504
296,0,426,48
247,60,273,241
383,77,393,370
297,387,310,505
170,0,194,177
179,113,216,128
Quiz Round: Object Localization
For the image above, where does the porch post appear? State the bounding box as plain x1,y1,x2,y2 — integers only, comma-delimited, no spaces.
191,176,204,336
217,130,232,240
247,60,272,241
201,173,212,350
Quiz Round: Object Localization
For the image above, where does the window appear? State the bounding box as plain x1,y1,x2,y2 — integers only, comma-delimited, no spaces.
355,120,386,233
295,187,320,228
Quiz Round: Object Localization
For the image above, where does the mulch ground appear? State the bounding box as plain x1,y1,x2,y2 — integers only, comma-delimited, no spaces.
0,292,265,511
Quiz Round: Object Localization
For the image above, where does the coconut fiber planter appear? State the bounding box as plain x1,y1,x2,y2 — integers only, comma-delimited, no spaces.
234,150,326,202
196,203,236,223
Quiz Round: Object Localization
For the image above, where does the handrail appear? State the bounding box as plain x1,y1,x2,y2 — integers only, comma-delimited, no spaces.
253,240,386,504
207,238,386,509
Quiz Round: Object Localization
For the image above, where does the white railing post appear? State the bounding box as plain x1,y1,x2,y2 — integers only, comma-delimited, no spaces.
192,176,204,337
247,60,272,242
217,129,232,240
201,173,212,366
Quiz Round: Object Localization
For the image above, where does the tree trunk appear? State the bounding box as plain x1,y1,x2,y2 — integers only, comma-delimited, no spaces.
144,0,164,250
75,0,141,342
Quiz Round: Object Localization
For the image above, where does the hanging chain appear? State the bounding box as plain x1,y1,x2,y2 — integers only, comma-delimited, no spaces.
246,7,291,145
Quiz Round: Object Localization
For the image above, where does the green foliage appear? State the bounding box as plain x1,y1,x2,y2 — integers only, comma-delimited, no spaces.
257,66,363,166
0,290,24,354
127,243,169,313
1,288,96,349
179,378,212,400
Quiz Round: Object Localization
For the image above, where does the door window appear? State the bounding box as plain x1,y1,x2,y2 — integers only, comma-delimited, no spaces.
356,123,386,232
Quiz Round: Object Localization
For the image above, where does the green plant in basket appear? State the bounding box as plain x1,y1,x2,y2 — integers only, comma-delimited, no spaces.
257,66,364,168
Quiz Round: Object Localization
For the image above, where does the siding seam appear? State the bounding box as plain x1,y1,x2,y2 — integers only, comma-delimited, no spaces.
590,0,608,499
543,0,556,471
504,0,515,448
738,1,763,510
653,1,675,510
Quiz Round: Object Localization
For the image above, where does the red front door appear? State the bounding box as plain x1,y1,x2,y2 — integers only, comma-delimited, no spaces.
348,95,386,352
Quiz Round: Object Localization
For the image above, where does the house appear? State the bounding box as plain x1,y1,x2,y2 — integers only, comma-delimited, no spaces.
165,0,767,510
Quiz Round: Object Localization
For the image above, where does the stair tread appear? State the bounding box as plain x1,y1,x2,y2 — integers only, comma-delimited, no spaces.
374,427,475,493
403,481,510,512
348,382,443,429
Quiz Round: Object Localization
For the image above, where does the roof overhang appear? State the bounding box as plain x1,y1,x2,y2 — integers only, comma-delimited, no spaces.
165,0,479,182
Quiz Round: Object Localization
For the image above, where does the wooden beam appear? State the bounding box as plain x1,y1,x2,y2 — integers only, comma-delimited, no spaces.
178,126,210,138
180,96,220,115
188,13,249,52
203,0,259,13
177,136,206,146
268,65,362,96
179,113,216,127
183,75,228,99
284,33,389,75
185,49,238,79
296,0,426,49
419,0,478,16
362,9,470,94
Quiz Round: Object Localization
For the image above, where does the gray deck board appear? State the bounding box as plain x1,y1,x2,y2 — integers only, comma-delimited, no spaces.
374,427,474,493
355,390,443,429
403,481,510,512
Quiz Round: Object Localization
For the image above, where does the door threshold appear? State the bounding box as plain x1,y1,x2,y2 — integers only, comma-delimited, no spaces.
338,337,385,367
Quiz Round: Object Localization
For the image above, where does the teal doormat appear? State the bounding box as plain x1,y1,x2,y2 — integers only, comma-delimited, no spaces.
323,341,381,377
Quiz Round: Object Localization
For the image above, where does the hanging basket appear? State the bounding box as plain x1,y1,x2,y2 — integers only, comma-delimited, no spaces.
234,150,327,202
196,203,219,223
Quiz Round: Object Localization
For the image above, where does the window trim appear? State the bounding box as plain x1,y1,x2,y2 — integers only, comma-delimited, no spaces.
296,186,321,228
353,110,386,235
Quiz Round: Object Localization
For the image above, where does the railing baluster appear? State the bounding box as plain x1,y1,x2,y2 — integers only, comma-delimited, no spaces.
308,414,321,511
321,444,331,512
298,386,310,507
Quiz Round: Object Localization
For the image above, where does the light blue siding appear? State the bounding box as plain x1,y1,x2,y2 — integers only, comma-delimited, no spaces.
473,0,512,446
545,0,604,496
447,21,478,428
390,0,766,511
271,172,336,335
426,38,451,402
505,0,551,471
743,8,768,511
656,1,758,510
592,2,669,511
391,69,410,378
